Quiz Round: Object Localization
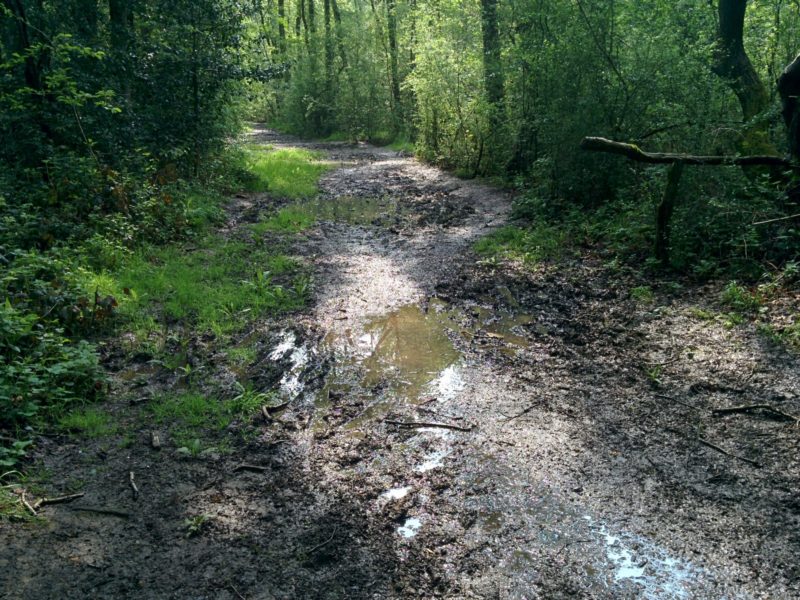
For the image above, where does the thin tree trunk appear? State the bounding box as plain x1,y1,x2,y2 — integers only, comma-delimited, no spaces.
278,0,286,53
480,0,503,108
778,53,800,161
386,0,401,125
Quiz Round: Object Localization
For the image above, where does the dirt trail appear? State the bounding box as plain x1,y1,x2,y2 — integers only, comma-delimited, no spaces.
2,128,799,599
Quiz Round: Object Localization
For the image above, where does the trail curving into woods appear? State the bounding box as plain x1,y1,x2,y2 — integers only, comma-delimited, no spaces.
2,129,799,599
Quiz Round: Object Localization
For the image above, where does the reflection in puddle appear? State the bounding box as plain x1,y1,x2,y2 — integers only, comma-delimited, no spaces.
360,305,461,401
270,331,312,399
398,517,423,538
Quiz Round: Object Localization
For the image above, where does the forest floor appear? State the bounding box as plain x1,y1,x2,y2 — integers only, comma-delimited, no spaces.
2,127,800,599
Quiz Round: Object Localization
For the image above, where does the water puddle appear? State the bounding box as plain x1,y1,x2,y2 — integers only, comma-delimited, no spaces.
463,452,700,598
583,516,697,597
381,486,412,501
397,517,423,538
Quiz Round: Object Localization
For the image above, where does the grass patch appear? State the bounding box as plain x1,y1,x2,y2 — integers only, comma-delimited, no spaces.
149,386,275,449
59,408,116,438
251,206,316,234
721,281,762,312
242,146,331,198
630,286,655,304
110,238,308,338
386,135,415,153
474,224,566,264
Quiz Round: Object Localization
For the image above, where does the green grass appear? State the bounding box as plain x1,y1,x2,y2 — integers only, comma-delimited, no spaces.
108,238,307,338
59,408,116,438
149,387,275,449
242,146,331,198
251,206,316,234
474,224,566,264
386,136,415,153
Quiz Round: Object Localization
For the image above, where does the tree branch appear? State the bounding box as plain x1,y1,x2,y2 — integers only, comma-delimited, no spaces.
580,137,796,168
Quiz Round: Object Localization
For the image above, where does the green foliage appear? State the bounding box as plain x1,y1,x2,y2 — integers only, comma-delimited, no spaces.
242,147,331,198
0,301,103,427
721,282,762,313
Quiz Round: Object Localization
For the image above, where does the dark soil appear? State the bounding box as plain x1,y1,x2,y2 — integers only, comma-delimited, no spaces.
1,128,798,599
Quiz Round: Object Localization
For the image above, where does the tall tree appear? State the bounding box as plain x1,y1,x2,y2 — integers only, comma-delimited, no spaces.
712,0,769,123
480,0,503,110
386,0,402,125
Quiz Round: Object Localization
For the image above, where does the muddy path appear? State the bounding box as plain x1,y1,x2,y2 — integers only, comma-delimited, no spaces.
2,127,799,599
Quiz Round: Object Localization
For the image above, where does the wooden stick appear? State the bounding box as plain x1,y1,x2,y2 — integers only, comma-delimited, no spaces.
385,420,474,432
712,404,799,423
698,438,761,468
580,137,796,168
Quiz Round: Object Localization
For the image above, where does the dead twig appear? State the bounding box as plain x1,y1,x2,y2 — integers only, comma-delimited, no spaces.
385,420,474,432
20,491,37,516
35,492,85,509
698,438,761,468
655,394,703,412
129,472,139,500
712,404,799,424
308,526,338,554
229,584,247,600
501,402,542,422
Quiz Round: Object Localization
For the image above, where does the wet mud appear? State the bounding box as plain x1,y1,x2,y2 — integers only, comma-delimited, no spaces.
2,127,799,599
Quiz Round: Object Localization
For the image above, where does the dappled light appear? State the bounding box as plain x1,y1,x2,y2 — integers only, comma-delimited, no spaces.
2,1,799,599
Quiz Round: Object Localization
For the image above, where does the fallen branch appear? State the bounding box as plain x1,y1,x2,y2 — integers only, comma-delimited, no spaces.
712,404,799,424
580,137,796,168
72,506,131,518
385,420,474,432
698,438,761,468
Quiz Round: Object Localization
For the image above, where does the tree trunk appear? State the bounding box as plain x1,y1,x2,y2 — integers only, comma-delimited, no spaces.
71,0,98,40
324,0,333,89
655,161,684,266
109,0,134,102
712,0,769,124
480,0,503,109
778,53,800,161
278,0,286,53
386,0,401,125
